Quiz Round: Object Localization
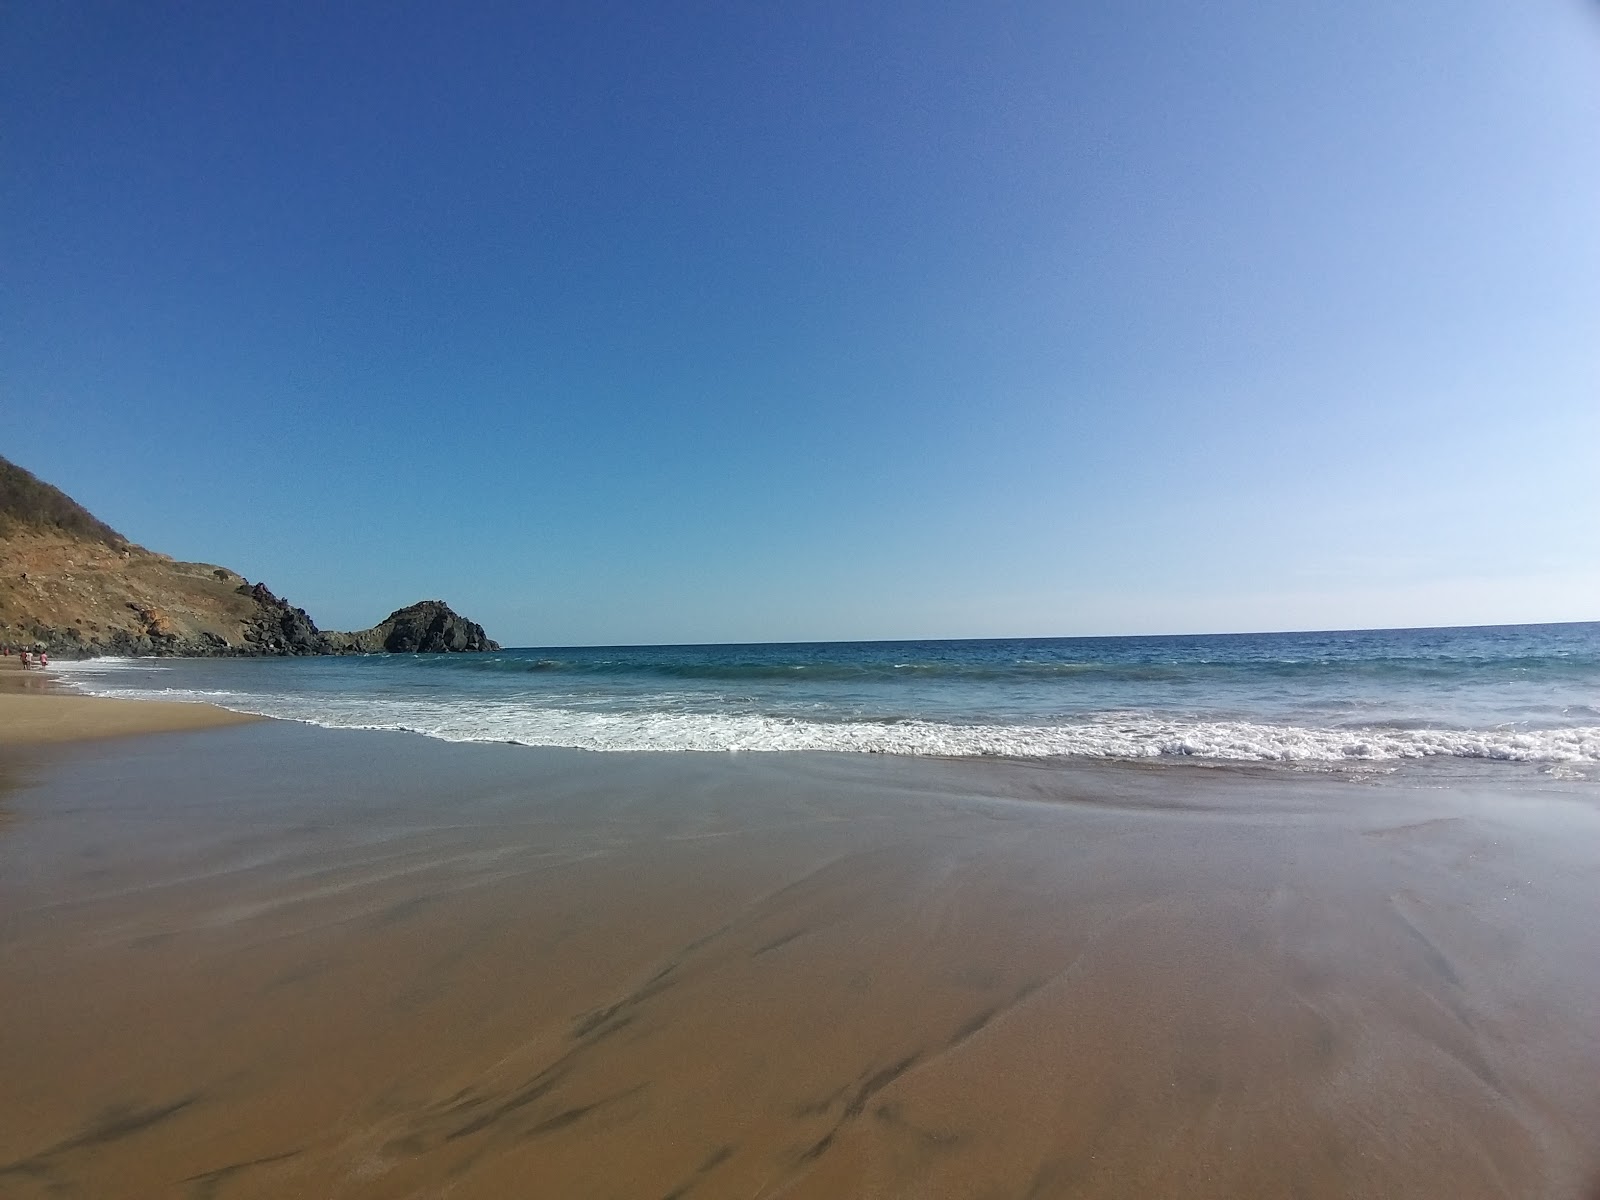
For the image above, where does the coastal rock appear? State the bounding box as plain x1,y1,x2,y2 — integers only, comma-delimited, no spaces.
326,601,500,654
239,582,333,656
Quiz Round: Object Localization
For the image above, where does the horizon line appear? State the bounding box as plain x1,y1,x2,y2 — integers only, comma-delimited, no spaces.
487,617,1599,653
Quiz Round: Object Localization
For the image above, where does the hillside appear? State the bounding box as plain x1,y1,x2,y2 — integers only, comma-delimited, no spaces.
0,455,497,657
0,456,130,546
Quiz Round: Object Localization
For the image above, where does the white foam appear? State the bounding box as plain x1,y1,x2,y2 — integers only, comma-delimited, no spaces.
54,684,1600,764
46,657,173,672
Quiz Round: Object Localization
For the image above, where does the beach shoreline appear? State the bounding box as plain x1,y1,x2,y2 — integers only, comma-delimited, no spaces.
0,658,261,745
42,628,1600,763
2,718,1597,1198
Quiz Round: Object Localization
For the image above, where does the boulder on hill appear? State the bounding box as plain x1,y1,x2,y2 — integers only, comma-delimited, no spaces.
326,601,500,655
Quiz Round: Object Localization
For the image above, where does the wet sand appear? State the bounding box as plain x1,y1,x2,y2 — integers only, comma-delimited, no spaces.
1,721,1598,1198
0,659,259,743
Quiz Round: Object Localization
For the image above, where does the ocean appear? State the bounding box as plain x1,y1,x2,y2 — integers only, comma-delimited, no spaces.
47,622,1600,770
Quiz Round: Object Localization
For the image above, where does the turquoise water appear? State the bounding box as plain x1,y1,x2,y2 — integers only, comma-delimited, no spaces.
53,622,1600,766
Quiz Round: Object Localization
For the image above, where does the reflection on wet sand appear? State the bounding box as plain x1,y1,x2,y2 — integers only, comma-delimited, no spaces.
2,725,1598,1198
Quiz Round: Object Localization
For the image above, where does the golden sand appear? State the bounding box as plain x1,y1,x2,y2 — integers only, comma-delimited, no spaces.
0,658,259,743
1,727,1597,1198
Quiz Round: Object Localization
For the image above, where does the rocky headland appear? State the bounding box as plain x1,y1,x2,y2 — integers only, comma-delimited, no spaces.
1,455,500,658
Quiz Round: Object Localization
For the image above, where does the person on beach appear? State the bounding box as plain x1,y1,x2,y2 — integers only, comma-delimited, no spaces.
19,651,32,669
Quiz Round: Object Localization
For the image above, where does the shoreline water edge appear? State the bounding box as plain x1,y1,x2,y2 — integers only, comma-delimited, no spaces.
40,621,1600,772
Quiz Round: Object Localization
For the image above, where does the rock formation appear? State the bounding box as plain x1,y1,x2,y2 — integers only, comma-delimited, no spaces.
1,454,500,658
240,582,334,656
325,601,499,654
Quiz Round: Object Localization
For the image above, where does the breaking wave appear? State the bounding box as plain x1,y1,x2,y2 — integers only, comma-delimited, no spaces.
55,683,1600,764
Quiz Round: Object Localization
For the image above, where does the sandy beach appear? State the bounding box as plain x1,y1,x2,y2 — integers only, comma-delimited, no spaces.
0,658,259,744
2,708,1598,1199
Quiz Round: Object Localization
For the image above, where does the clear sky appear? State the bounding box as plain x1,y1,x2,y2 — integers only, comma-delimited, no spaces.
4,1,1598,645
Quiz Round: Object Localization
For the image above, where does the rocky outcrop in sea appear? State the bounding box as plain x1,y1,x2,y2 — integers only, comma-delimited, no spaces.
326,600,500,654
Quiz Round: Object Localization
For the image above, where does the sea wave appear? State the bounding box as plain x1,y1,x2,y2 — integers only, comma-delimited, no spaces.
390,655,1600,691
47,656,174,672
59,685,1600,763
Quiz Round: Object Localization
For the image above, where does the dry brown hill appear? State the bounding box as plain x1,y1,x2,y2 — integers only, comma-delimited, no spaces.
1,456,496,657
0,455,305,656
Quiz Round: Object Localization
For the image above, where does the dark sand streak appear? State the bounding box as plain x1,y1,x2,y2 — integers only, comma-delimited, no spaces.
181,1149,303,1200
424,847,899,1155
0,1095,201,1178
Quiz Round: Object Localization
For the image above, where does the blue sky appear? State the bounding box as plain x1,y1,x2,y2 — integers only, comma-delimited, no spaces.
4,1,1598,645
